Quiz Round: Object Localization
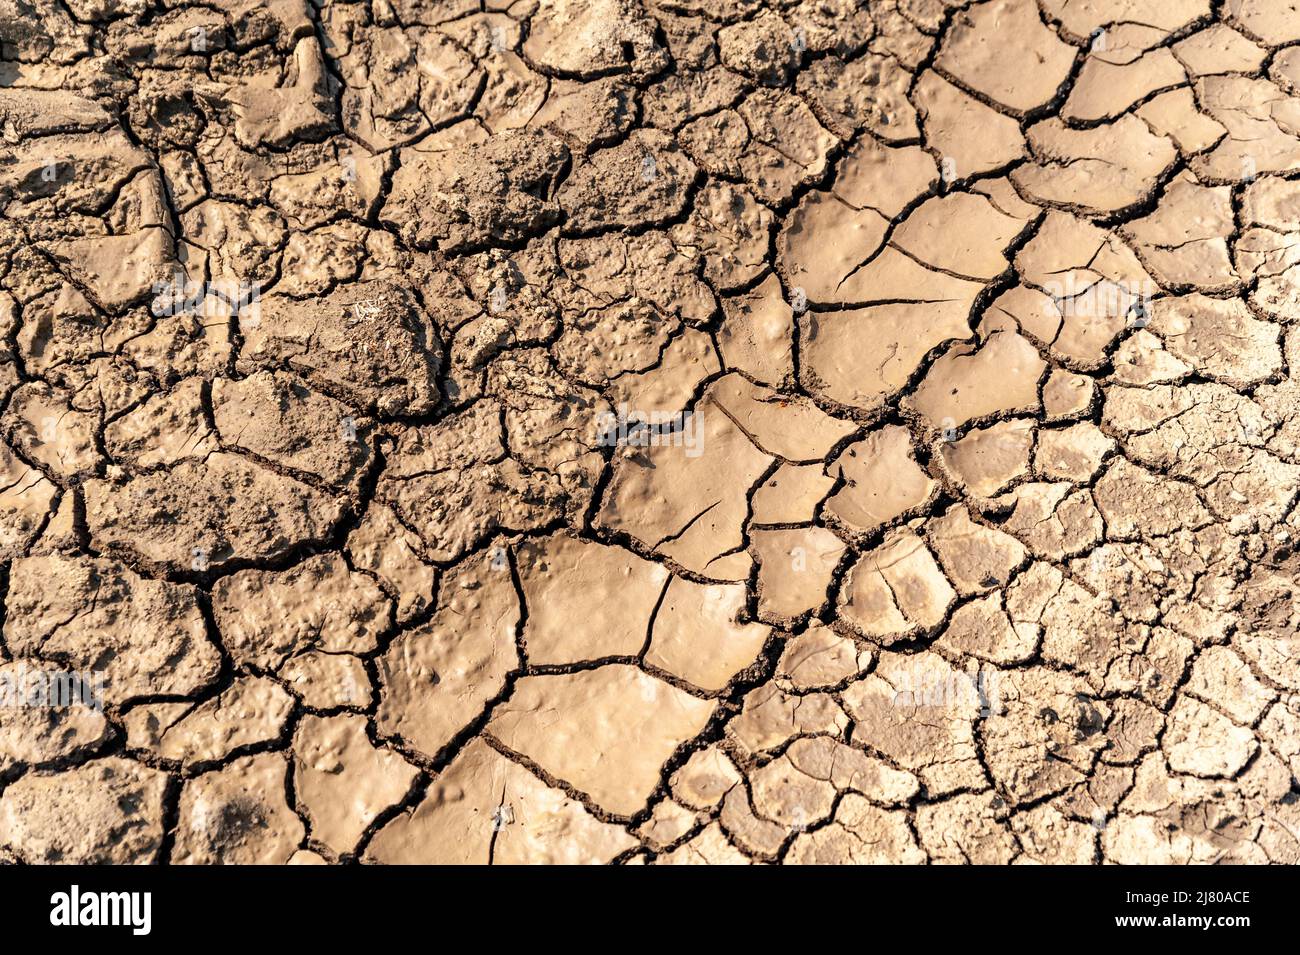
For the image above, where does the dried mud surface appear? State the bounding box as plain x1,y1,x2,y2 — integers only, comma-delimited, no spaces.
1,0,1299,865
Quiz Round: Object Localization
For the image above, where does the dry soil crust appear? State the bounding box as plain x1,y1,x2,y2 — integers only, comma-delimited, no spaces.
0,0,1299,865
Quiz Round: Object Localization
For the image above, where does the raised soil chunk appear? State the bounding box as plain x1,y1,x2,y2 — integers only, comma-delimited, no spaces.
775,625,869,691
84,453,343,574
937,0,1076,115
239,280,441,416
597,401,772,581
1014,116,1178,215
937,419,1035,498
0,661,110,775
645,577,772,690
132,676,294,768
384,131,569,253
516,532,669,665
905,331,1046,429
293,714,420,856
0,758,167,864
173,754,305,865
488,665,716,816
752,527,846,623
823,426,936,535
377,554,520,761
213,553,391,671
4,554,220,705
366,738,635,864
927,505,1026,596
838,531,958,643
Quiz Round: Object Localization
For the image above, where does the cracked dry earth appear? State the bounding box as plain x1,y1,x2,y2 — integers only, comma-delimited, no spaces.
2,0,1300,869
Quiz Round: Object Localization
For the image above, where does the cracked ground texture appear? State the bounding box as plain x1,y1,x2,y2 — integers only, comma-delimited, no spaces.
1,0,1299,868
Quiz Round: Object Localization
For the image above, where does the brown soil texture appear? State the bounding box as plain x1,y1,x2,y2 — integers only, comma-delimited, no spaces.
2,0,1300,865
